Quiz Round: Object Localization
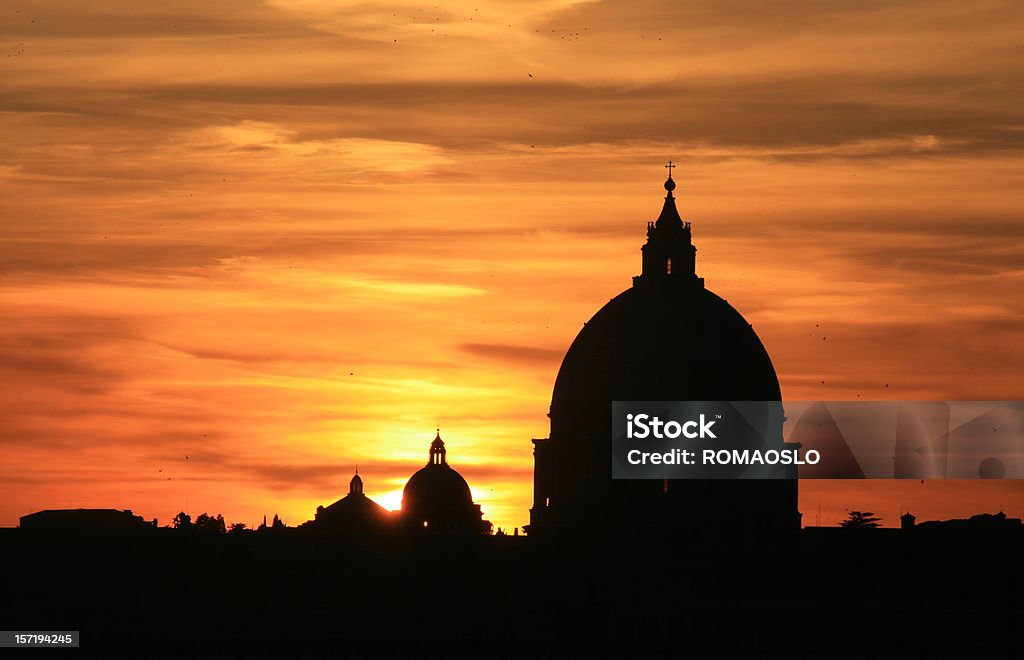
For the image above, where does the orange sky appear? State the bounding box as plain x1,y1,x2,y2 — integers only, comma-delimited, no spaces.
2,0,1022,530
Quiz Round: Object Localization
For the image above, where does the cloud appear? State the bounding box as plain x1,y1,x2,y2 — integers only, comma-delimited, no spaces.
185,121,454,176
459,342,564,367
0,314,139,396
0,0,322,38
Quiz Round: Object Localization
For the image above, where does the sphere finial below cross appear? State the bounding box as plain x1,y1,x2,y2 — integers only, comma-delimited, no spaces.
664,160,677,191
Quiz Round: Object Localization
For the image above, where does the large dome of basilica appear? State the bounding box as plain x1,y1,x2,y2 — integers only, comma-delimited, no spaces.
529,170,800,541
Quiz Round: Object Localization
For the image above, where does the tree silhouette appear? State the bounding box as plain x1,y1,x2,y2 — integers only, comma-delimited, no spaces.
228,522,248,534
172,512,192,529
194,513,227,534
840,511,882,528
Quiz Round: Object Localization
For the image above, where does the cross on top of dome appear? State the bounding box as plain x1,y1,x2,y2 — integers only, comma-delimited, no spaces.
664,160,677,193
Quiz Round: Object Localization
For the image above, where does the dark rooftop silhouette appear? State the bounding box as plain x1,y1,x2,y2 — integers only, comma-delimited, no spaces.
306,468,394,535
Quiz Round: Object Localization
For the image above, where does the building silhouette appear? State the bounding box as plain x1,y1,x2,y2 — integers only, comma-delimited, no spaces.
401,431,492,534
529,167,801,541
915,511,1023,532
257,513,287,531
19,508,155,535
309,469,393,534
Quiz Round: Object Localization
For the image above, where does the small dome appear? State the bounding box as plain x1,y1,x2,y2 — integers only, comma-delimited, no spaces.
401,432,484,534
314,471,391,533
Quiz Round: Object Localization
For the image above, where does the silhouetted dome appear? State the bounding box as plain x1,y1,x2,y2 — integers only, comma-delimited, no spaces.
551,285,780,434
403,433,472,511
401,432,486,534
403,464,473,511
529,170,799,540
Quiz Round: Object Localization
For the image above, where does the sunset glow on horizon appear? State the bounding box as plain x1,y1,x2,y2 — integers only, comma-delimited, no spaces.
2,0,1022,531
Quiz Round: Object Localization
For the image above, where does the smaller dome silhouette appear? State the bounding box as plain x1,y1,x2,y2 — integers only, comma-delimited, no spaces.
312,468,392,534
401,432,489,534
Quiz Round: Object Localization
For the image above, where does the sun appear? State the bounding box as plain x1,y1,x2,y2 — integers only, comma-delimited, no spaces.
375,488,404,512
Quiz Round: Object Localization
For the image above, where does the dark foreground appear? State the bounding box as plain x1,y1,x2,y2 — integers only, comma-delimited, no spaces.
1,527,1020,658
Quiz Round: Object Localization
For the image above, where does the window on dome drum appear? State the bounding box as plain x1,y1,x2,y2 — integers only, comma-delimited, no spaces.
545,497,550,507
666,258,672,274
